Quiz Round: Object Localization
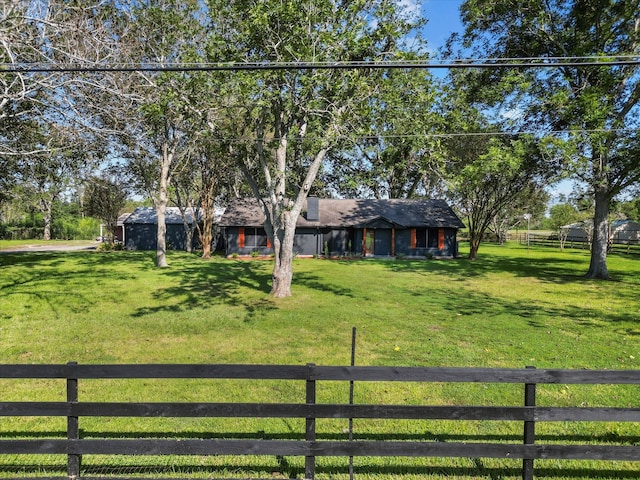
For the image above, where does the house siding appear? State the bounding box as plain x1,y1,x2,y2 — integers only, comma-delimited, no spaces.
294,228,321,256
125,224,156,250
123,207,206,251
125,223,198,251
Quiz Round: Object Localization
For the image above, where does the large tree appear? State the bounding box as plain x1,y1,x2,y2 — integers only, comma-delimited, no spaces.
81,0,205,266
325,66,442,199
455,0,640,278
205,0,428,297
11,116,96,240
0,1,113,211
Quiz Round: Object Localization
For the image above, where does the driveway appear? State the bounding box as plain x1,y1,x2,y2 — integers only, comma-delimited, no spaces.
0,242,97,253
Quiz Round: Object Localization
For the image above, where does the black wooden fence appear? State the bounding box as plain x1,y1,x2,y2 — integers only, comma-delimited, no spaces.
1,363,639,480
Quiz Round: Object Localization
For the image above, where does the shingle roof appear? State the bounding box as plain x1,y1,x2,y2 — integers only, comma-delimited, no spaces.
220,198,464,229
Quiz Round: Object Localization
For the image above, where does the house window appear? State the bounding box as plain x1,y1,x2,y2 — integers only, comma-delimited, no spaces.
428,229,439,248
245,228,268,247
411,228,428,248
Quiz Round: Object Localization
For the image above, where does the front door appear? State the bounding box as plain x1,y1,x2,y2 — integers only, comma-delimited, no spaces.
365,229,375,255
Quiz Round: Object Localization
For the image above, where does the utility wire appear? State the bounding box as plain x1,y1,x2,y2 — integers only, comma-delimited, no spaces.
170,128,639,145
2,56,640,73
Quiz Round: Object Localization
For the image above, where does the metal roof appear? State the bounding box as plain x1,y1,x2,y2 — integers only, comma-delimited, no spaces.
124,207,198,225
219,198,465,229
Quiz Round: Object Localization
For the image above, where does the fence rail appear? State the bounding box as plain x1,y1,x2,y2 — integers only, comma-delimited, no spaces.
1,363,639,480
514,233,640,253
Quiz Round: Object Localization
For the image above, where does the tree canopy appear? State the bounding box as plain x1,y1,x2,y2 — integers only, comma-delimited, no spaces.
454,0,640,276
3,0,640,292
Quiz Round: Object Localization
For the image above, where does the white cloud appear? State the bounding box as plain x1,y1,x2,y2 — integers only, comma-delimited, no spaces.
396,0,422,21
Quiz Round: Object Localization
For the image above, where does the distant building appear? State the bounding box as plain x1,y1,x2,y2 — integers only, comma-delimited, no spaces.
560,221,591,242
610,219,640,244
561,219,640,245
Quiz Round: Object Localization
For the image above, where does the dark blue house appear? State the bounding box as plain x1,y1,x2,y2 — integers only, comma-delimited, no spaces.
220,198,464,258
123,207,199,251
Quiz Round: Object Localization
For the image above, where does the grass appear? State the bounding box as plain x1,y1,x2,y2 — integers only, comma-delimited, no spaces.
0,242,639,479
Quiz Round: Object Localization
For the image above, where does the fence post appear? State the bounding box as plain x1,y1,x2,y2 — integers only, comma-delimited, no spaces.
305,363,317,480
349,327,356,480
523,366,536,480
66,362,81,480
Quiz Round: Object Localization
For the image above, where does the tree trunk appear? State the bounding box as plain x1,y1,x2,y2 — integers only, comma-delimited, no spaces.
155,142,172,268
184,226,193,254
201,228,212,258
156,201,168,267
468,236,480,260
199,196,215,259
271,220,296,298
586,188,611,279
42,199,53,241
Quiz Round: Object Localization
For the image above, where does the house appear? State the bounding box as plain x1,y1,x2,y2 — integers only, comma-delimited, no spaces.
123,207,201,251
219,198,465,258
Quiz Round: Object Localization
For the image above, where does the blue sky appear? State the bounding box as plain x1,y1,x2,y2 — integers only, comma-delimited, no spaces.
421,0,465,53
415,0,574,201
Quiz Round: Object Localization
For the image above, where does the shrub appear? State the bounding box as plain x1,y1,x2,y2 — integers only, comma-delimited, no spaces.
52,216,100,240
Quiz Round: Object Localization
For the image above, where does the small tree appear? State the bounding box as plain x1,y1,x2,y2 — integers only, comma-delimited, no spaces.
444,132,554,260
550,203,581,250
84,176,128,243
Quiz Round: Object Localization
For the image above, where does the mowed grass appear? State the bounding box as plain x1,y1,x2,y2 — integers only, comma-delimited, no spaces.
0,243,639,479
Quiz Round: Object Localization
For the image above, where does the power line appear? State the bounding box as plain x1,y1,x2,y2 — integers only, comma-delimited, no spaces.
158,128,639,145
2,56,640,73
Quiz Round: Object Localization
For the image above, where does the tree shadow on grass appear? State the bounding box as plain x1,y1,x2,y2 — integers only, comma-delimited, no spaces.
0,251,155,320
0,251,275,322
130,257,274,319
417,282,640,331
293,271,357,298
385,247,640,286
384,253,591,284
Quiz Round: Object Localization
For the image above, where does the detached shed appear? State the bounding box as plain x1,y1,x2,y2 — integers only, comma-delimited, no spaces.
610,220,640,244
560,222,590,242
123,207,199,251
220,198,464,258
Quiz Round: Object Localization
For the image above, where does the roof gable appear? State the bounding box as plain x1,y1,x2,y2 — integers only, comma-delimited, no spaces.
355,216,405,229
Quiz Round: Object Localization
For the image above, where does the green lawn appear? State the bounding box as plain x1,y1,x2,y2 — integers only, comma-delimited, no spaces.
0,243,639,479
